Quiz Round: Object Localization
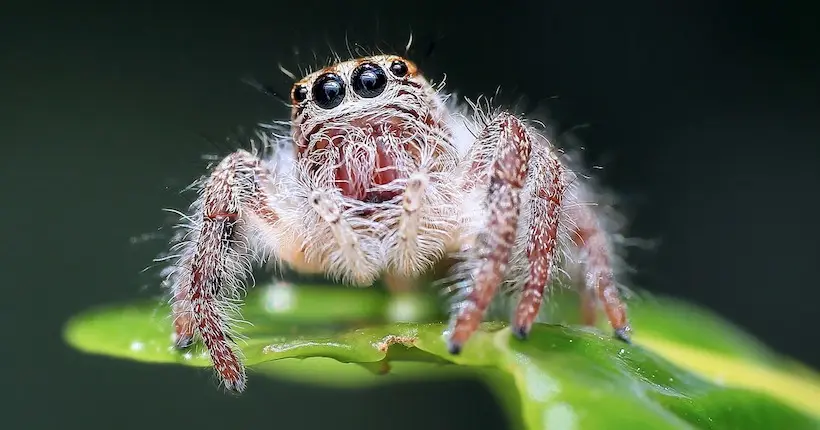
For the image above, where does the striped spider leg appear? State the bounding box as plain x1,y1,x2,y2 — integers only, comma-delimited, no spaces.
445,112,631,353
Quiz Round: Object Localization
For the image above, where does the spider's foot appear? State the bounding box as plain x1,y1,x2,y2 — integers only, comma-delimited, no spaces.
614,325,632,344
512,324,530,341
173,333,194,349
223,376,247,394
446,340,462,355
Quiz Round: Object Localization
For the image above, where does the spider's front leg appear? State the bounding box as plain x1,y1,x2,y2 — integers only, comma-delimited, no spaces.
447,112,631,354
447,113,535,353
165,149,279,393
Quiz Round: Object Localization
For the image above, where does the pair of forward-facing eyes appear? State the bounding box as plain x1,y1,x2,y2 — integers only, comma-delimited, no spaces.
290,59,410,109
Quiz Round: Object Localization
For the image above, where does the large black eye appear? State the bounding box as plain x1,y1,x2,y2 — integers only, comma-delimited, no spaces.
389,60,408,77
352,63,387,98
312,73,346,109
291,85,308,104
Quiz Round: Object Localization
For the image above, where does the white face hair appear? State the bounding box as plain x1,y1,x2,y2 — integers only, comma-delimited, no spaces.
290,55,456,203
160,54,633,393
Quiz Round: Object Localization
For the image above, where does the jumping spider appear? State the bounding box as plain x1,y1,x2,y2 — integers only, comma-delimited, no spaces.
162,54,632,393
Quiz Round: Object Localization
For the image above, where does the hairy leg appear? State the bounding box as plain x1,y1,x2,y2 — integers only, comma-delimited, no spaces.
391,172,431,275
570,205,632,342
166,149,279,392
512,151,567,339
447,113,532,353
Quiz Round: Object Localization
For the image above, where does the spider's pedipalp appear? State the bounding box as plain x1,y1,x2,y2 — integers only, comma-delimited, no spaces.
390,172,429,274
309,190,380,285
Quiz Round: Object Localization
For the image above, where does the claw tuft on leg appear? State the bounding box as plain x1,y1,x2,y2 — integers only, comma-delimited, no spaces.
446,340,463,355
512,325,530,341
614,325,633,344
173,334,194,350
223,376,247,393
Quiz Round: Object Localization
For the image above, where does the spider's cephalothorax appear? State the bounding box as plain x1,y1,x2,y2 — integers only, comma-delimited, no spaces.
162,55,632,393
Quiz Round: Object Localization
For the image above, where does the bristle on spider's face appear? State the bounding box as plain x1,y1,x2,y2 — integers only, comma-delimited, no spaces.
287,55,447,203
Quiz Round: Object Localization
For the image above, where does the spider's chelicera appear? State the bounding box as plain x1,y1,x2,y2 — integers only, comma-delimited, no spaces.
161,55,632,393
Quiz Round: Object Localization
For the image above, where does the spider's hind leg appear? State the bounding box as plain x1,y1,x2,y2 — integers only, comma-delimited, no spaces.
568,204,632,343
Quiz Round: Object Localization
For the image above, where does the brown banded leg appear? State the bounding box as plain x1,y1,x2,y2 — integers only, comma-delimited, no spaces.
571,206,632,343
512,152,567,339
168,149,279,392
447,113,532,354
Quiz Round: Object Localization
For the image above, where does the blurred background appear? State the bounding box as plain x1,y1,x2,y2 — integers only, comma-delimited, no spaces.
1,0,818,428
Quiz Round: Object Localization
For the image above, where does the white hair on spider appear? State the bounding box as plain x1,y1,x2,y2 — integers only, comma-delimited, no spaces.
158,52,634,393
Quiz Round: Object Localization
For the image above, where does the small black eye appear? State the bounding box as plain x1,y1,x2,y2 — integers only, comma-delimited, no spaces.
291,85,308,104
352,63,387,98
389,60,408,77
312,73,346,109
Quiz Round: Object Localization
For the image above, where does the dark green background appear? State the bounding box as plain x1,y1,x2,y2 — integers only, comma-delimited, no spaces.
2,1,818,428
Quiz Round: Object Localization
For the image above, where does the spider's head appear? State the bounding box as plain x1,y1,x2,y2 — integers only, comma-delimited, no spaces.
288,55,448,202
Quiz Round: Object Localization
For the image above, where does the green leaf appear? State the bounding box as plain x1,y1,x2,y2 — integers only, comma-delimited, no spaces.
64,282,820,430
